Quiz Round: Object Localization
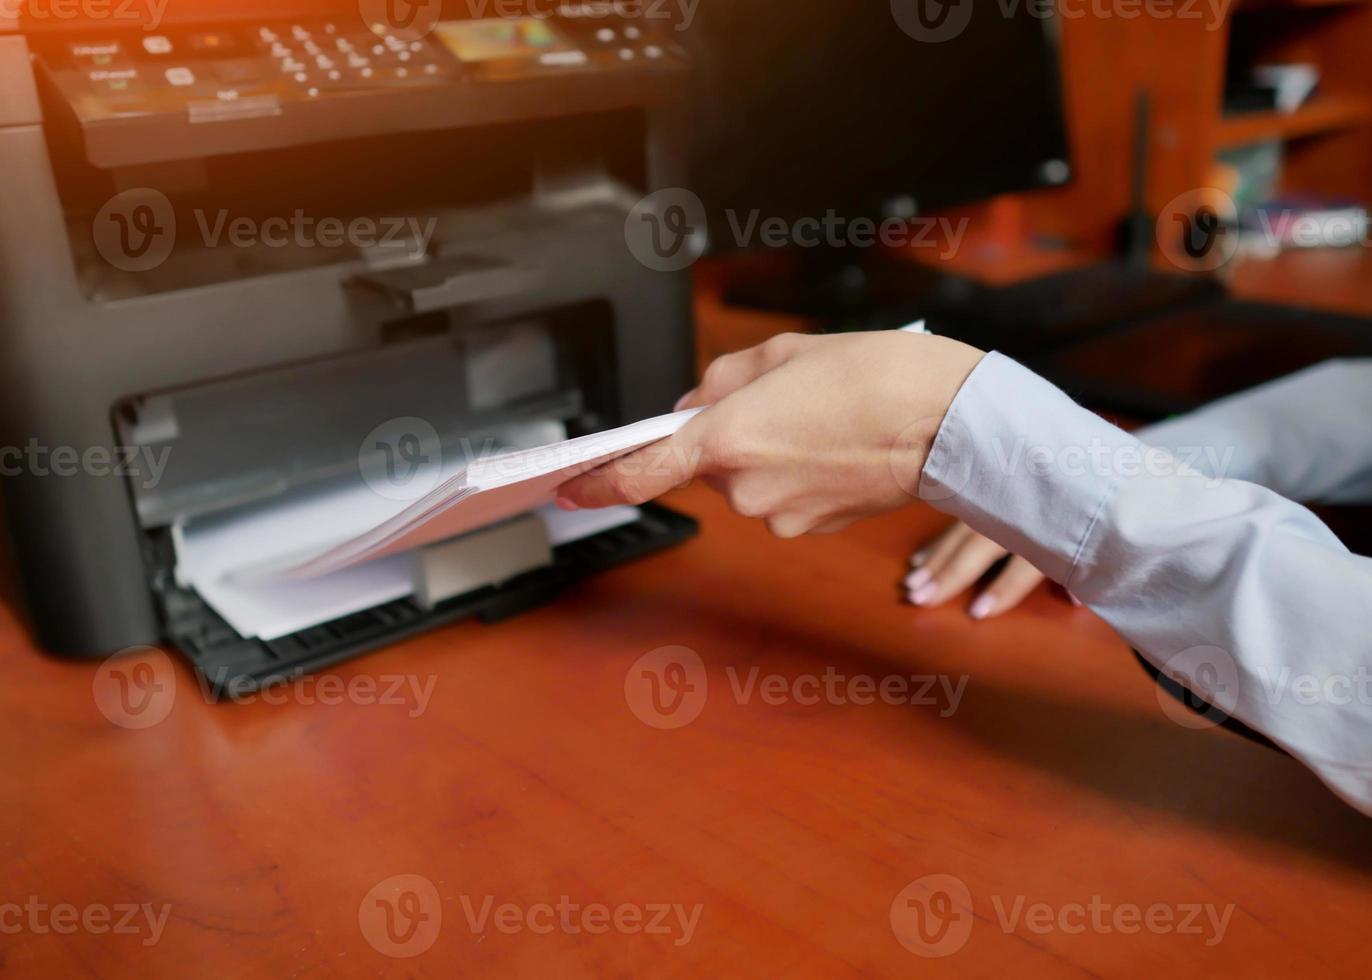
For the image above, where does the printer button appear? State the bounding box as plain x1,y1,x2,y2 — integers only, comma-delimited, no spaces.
86,67,143,97
68,40,126,68
213,59,266,85
164,66,197,87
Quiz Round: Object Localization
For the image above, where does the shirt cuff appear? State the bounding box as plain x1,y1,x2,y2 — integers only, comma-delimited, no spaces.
917,351,1143,587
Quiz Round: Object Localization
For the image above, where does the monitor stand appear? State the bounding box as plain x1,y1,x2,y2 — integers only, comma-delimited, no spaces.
719,247,1226,358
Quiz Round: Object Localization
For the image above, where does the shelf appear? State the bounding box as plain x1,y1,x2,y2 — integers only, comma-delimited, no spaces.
1236,0,1370,10
1217,96,1372,148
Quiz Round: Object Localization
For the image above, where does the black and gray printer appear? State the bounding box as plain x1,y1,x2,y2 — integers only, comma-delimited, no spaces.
0,1,696,690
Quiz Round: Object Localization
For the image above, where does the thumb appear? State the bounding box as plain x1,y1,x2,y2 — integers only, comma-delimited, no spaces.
557,430,706,509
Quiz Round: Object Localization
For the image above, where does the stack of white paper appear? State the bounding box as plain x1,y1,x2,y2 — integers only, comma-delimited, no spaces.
176,409,698,640
258,408,701,582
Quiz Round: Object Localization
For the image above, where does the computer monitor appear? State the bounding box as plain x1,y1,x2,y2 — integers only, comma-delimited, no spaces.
682,2,1072,245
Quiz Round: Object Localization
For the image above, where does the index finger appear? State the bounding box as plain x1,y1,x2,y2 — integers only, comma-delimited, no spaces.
556,426,709,509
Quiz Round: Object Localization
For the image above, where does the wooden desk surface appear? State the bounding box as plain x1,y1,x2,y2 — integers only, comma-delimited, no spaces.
2,290,1371,978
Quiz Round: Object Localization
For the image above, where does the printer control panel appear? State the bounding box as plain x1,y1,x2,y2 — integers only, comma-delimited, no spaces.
31,15,686,166
42,20,460,122
38,15,684,118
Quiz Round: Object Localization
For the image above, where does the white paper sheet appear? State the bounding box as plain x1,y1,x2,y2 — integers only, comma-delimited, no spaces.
172,410,694,641
263,408,700,581
185,503,644,641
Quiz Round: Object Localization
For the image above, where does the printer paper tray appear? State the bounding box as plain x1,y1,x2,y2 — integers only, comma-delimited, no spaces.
156,504,697,698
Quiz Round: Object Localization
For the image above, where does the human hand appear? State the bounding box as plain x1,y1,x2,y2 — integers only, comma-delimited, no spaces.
906,521,1078,619
556,330,985,538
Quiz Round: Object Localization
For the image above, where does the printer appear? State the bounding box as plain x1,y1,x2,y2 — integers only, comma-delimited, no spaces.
0,1,696,691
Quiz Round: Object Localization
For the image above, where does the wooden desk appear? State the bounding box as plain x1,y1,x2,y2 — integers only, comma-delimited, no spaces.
2,294,1370,978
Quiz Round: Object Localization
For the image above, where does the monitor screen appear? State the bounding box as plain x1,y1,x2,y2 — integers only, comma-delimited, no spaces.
683,2,1072,243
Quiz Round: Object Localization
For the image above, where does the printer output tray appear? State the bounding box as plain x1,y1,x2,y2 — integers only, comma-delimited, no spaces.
154,504,697,698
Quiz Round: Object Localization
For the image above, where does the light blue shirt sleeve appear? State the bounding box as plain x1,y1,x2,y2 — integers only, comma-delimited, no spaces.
1136,358,1372,504
919,352,1372,816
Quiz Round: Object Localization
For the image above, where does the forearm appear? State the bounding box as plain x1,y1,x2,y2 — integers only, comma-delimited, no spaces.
1135,359,1372,504
921,353,1372,815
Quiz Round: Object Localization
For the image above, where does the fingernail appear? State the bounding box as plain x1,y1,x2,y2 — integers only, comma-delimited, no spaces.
555,496,580,511
969,594,996,620
1069,592,1083,607
673,389,697,411
909,550,929,568
911,583,938,606
905,568,932,591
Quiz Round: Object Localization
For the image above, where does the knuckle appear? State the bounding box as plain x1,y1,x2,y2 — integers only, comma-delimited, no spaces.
701,427,748,471
766,513,810,539
727,487,768,519
761,331,808,363
606,469,649,505
701,355,737,389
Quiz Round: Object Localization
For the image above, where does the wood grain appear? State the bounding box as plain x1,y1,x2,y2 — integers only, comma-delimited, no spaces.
2,294,1370,975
